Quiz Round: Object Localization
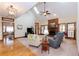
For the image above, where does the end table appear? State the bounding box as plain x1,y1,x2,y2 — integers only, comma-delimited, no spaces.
41,39,49,53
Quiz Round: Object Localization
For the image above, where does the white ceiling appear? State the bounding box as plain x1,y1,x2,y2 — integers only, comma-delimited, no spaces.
0,2,37,18
34,2,77,20
0,2,77,20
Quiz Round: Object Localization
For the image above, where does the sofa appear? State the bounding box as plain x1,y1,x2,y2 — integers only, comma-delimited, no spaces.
27,34,44,47
48,32,64,49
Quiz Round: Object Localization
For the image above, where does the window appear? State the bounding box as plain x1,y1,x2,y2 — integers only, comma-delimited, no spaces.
41,25,48,34
59,24,65,32
68,24,75,37
33,7,39,14
6,26,13,33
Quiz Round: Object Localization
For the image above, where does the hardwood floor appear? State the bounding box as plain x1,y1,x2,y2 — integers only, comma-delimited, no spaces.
0,40,37,56
0,38,78,56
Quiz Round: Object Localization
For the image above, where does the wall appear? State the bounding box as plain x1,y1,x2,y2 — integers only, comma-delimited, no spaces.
0,17,2,40
0,10,36,39
15,11,36,38
34,16,77,35
37,17,77,25
59,17,76,23
76,3,79,54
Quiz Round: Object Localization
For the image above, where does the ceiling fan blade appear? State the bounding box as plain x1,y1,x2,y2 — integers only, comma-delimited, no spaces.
45,11,51,14
47,13,51,14
46,11,48,12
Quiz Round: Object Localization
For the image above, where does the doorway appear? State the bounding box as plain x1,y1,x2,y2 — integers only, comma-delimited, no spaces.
2,17,15,44
35,22,39,34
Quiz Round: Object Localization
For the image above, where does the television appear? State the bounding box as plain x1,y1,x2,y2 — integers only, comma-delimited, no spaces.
27,28,34,34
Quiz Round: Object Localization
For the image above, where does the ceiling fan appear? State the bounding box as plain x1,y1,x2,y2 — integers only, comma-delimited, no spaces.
40,2,51,16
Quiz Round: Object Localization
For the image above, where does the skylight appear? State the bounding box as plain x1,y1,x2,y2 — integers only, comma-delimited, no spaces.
33,7,39,14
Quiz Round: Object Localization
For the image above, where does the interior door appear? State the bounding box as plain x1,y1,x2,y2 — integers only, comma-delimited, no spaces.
2,17,14,43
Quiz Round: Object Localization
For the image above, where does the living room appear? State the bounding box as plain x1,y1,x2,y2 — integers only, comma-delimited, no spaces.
0,2,78,56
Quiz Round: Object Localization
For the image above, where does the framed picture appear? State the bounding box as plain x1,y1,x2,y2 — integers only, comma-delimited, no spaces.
17,24,23,30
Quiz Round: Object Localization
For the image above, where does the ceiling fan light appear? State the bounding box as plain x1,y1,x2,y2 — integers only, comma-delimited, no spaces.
43,12,47,16
8,5,16,16
9,10,15,15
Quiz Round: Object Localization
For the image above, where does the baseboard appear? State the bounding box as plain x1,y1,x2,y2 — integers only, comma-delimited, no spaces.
0,36,26,40
65,37,75,39
15,36,26,39
29,44,40,48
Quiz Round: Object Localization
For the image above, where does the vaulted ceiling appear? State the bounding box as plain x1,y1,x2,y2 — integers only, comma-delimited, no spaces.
33,2,77,20
0,2,37,18
0,2,77,20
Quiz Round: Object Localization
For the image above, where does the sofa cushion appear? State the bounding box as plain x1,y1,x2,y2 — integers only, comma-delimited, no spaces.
28,34,44,47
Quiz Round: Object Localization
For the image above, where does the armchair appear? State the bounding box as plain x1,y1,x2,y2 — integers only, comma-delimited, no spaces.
48,32,64,49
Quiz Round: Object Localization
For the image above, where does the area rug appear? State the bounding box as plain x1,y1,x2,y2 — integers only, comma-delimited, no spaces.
17,38,78,56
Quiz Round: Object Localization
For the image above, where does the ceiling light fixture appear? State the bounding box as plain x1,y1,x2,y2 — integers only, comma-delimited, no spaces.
8,5,17,17
41,2,51,16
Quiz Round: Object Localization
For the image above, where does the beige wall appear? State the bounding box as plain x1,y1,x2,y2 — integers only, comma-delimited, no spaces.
0,16,77,40
37,17,76,25
35,17,76,34
59,18,76,23
76,3,79,53
0,17,2,40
